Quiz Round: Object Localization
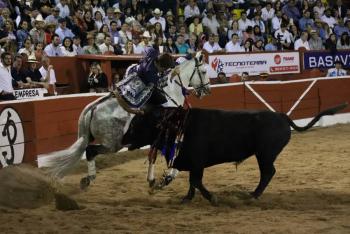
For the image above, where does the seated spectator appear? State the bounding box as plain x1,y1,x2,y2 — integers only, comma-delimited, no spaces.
225,33,244,52
94,11,104,31
243,26,255,43
149,8,166,31
202,9,220,35
11,55,29,89
0,52,16,100
294,31,310,50
184,0,200,25
16,20,30,49
253,39,265,51
333,18,350,38
187,33,199,53
61,37,77,56
243,38,253,52
34,42,46,63
203,33,223,53
45,7,60,27
238,11,253,32
18,38,36,58
57,0,70,19
45,22,57,45
282,0,301,23
139,31,153,52
132,36,144,54
337,32,350,49
83,34,101,54
178,24,190,42
84,10,97,35
313,0,325,18
325,33,338,52
314,18,327,41
44,34,63,56
252,13,266,34
165,24,178,41
109,21,120,45
164,37,179,54
24,55,44,87
0,19,17,48
253,25,265,42
154,22,166,42
39,56,57,91
274,23,292,50
309,29,325,50
321,8,336,28
55,18,75,42
99,35,114,54
227,20,243,43
175,34,190,54
87,62,108,93
272,10,283,32
265,36,278,51
73,36,84,55
30,15,46,45
189,15,203,36
326,61,347,77
216,72,229,84
241,72,249,81
299,10,314,31
119,23,133,47
261,2,275,23
123,40,134,54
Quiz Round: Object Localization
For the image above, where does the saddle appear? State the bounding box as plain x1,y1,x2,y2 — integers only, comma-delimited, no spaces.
116,64,154,111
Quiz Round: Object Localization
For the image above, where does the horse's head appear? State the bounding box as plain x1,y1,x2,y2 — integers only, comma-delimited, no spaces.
179,51,211,98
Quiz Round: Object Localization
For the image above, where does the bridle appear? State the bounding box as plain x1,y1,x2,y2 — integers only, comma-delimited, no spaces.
157,56,210,107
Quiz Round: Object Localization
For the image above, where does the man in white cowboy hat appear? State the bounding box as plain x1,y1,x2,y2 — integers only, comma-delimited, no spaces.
149,8,166,31
29,14,46,45
140,31,153,53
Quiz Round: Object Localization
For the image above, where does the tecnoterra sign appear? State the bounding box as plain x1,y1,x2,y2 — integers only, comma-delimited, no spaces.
0,107,25,168
208,52,300,77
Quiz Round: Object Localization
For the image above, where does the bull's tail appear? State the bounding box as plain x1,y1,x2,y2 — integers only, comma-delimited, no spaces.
283,102,348,132
40,94,111,178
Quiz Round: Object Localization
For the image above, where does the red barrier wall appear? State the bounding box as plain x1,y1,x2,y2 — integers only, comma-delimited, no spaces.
1,77,349,168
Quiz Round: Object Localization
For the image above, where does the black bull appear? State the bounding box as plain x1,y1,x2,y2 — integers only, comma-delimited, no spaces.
122,103,347,205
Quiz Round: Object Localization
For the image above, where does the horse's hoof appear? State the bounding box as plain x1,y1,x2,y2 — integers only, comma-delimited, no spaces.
210,194,219,206
148,179,156,188
80,177,90,190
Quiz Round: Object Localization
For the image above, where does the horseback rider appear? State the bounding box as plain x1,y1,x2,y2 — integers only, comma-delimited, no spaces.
116,46,179,113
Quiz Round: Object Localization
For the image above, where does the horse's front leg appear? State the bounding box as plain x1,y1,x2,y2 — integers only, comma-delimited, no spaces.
147,161,156,187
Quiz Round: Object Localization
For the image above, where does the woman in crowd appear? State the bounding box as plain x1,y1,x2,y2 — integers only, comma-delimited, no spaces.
87,62,108,93
243,38,253,52
83,34,101,54
94,11,104,31
253,39,265,51
84,10,97,35
61,37,77,56
0,19,17,47
337,32,350,50
18,38,36,58
253,25,265,42
189,15,203,36
243,26,255,43
123,40,134,54
16,20,30,49
164,37,179,54
325,33,338,52
227,20,243,43
45,23,56,45
154,22,166,41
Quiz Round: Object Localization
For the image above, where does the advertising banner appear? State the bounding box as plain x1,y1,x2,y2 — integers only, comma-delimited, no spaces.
14,88,47,100
304,50,350,69
208,52,300,77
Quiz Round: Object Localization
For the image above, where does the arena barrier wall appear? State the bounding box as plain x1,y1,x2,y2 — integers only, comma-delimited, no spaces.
0,77,349,168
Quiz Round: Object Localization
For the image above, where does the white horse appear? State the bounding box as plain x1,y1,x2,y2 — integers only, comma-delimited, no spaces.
43,53,210,188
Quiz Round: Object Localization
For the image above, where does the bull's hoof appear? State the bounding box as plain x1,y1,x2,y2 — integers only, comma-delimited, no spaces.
181,197,192,204
249,191,260,199
210,194,219,206
80,177,90,190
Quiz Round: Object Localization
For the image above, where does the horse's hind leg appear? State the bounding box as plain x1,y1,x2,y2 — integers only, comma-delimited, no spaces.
80,144,113,190
251,154,277,198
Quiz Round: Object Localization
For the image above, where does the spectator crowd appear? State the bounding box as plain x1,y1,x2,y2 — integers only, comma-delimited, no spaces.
0,0,350,98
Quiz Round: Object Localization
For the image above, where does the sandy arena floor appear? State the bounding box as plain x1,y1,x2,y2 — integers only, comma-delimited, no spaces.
0,124,349,234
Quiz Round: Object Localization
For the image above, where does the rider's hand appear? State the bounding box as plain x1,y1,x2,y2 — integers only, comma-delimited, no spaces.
170,67,180,80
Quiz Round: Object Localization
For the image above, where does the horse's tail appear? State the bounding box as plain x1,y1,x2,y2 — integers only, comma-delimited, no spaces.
282,102,348,132
41,94,111,178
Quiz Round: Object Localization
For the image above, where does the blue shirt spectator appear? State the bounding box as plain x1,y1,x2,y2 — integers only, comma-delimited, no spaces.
282,0,301,22
55,18,75,41
299,11,314,31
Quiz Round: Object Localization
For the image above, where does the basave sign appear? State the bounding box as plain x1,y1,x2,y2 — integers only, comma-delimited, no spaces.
304,50,350,69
